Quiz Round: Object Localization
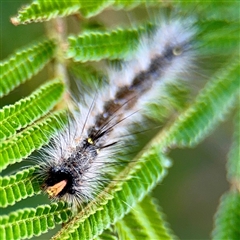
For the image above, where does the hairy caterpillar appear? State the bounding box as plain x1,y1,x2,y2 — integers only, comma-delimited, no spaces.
37,18,196,209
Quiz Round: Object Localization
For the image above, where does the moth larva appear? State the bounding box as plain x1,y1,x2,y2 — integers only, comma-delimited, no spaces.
37,19,196,209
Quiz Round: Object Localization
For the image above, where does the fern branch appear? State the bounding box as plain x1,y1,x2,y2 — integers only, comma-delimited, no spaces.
11,0,81,25
113,0,159,9
0,111,66,172
160,59,240,148
212,191,240,239
0,167,40,208
0,79,64,142
13,0,237,26
0,40,56,97
211,103,240,238
52,149,171,240
67,24,153,62
115,195,176,239
146,81,191,123
227,105,240,189
174,1,240,22
197,20,240,56
11,0,160,25
69,63,107,88
0,202,72,240
96,228,118,240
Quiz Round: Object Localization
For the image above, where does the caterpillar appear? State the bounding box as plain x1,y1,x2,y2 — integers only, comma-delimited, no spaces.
37,18,196,209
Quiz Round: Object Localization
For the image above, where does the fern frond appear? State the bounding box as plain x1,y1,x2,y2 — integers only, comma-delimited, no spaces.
11,0,112,25
197,20,240,56
11,0,160,25
115,195,175,240
161,59,239,148
73,1,112,18
0,40,55,97
0,111,66,172
0,202,72,240
96,228,118,240
79,0,159,18
174,0,240,22
11,0,81,25
0,79,64,142
113,0,159,9
52,149,170,240
0,167,40,208
146,81,191,123
212,191,240,239
67,24,153,62
211,103,240,239
227,106,240,184
69,63,106,88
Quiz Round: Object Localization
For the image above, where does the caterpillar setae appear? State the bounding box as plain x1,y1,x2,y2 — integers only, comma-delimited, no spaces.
37,17,196,209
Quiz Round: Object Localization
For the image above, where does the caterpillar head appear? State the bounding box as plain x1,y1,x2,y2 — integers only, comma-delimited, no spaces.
40,138,99,203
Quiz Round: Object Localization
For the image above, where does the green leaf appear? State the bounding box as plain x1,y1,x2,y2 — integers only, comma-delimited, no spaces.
67,24,153,62
0,202,72,240
227,106,240,184
161,59,240,148
211,102,240,240
96,228,118,240
52,147,171,240
69,63,107,88
145,81,191,123
31,0,231,19
74,0,112,18
11,0,160,25
113,0,159,9
197,20,240,57
174,0,240,22
0,111,66,172
212,191,240,239
11,0,81,25
115,195,175,240
11,0,112,24
0,167,40,208
0,40,56,97
0,79,64,141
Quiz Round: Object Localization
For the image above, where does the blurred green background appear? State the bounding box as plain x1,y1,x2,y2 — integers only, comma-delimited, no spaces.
1,1,233,239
